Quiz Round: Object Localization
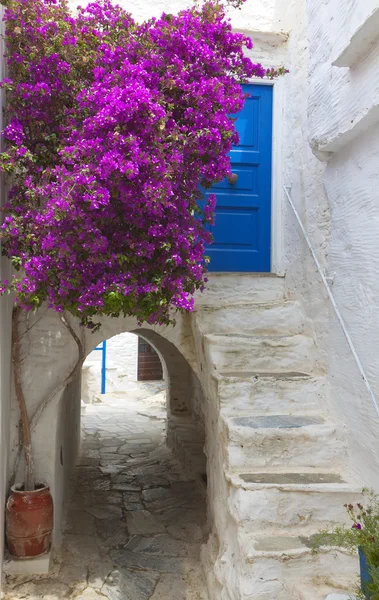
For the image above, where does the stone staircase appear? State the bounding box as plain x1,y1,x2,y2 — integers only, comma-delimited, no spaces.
193,275,361,600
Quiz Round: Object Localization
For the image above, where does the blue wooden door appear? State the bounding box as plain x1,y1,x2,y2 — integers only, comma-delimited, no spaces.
205,84,273,272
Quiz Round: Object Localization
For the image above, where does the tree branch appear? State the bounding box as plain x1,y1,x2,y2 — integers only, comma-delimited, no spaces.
12,306,35,490
19,307,49,340
29,313,85,431
10,312,86,486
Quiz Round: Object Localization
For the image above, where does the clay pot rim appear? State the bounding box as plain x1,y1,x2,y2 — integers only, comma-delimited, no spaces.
11,483,49,494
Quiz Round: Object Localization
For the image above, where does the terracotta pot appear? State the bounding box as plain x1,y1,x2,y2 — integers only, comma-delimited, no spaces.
6,484,53,558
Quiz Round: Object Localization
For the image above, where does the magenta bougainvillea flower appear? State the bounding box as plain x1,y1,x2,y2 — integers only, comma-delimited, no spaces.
0,0,285,326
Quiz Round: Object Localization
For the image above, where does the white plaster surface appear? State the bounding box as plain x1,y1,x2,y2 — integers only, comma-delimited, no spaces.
82,333,139,403
308,0,379,153
53,374,82,546
69,0,289,34
3,553,51,576
305,0,379,490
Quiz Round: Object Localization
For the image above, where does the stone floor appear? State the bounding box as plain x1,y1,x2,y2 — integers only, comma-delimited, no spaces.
3,383,209,600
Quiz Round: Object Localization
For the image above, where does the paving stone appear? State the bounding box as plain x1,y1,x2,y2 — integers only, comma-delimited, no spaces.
71,491,123,507
167,522,205,542
124,502,144,510
142,487,174,502
64,509,96,535
125,510,166,535
87,557,114,589
100,446,119,454
137,474,172,489
95,519,129,548
3,387,208,600
100,458,128,466
77,456,101,467
125,534,201,558
2,581,71,600
54,548,89,588
78,473,111,491
127,463,168,476
102,568,159,600
129,452,150,458
111,549,186,573
111,473,137,484
150,573,209,600
74,588,105,600
112,482,141,492
63,534,102,562
86,505,123,520
157,507,207,527
99,465,124,475
99,438,122,447
123,491,141,503
146,496,188,512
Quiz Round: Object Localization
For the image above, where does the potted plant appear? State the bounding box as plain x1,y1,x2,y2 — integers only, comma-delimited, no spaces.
312,489,379,600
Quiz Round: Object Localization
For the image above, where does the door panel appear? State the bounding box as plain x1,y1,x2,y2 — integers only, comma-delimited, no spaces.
137,338,163,382
205,84,273,272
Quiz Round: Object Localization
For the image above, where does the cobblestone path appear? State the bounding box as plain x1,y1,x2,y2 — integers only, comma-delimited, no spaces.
4,384,209,600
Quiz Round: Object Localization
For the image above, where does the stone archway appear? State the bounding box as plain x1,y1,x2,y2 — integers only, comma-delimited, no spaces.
8,309,207,550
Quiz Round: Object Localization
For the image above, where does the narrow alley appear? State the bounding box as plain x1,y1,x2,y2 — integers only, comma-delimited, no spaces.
3,384,209,600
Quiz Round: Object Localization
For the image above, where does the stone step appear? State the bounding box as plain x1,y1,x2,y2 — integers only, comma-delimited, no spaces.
204,333,319,374
225,470,362,533
195,301,305,336
235,533,358,599
215,371,325,414
221,414,347,471
194,273,285,307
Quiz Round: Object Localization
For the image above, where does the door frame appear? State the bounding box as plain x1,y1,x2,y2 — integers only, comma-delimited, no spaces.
247,77,285,275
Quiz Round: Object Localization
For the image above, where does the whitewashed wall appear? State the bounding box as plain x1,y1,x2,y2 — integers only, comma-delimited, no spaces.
301,0,379,488
53,374,81,545
82,333,139,403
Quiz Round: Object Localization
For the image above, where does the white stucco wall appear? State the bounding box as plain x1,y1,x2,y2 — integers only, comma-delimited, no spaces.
82,333,139,403
53,374,81,545
304,0,379,487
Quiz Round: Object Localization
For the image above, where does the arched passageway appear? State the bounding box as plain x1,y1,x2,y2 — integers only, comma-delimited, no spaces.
5,314,210,600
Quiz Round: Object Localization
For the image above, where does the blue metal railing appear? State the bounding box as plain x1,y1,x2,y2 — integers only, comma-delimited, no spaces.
94,340,107,394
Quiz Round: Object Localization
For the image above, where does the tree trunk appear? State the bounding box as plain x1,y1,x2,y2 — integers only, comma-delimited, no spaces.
12,306,35,491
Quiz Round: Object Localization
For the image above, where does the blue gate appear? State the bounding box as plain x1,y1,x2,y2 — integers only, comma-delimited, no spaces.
205,84,273,272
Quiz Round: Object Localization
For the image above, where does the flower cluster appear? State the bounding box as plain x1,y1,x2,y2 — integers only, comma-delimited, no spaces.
312,489,379,599
0,0,282,326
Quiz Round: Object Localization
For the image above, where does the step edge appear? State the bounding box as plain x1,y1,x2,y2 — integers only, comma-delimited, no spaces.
225,471,363,492
215,371,320,381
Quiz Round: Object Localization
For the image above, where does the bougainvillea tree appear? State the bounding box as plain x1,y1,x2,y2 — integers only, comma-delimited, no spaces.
0,0,285,489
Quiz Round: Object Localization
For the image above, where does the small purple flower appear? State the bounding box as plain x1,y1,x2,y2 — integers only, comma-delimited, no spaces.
352,523,362,530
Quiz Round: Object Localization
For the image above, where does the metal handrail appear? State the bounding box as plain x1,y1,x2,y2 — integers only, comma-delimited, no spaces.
283,184,379,419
